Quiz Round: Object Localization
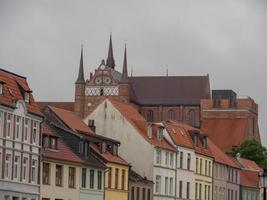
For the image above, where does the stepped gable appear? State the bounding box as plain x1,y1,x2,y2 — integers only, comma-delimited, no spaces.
42,122,83,163
201,118,248,153
129,75,210,106
109,98,176,151
0,68,42,116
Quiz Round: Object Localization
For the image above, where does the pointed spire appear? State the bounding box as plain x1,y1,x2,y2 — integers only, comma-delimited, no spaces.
75,44,85,84
121,44,129,83
106,33,115,69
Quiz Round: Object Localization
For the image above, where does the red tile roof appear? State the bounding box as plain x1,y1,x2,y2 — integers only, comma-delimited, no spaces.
208,139,240,169
201,118,247,153
240,158,262,172
48,106,93,134
109,99,176,151
0,69,43,116
42,122,83,164
37,101,74,111
240,169,259,188
91,144,129,166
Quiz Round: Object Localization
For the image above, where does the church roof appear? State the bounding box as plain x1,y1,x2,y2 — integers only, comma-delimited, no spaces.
129,75,210,106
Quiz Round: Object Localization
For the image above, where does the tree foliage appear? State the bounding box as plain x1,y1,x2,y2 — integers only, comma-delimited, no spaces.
231,139,267,169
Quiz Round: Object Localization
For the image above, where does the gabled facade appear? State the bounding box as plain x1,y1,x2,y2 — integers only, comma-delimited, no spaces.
0,69,43,200
42,105,129,200
86,98,177,200
163,121,196,200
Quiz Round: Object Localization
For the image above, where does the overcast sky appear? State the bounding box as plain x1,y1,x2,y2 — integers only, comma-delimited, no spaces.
0,0,266,144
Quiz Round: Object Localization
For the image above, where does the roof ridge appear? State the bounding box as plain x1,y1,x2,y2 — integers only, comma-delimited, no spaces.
0,68,27,79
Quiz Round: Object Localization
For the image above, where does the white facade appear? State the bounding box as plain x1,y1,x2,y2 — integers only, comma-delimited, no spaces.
0,100,42,200
85,99,176,200
164,129,196,200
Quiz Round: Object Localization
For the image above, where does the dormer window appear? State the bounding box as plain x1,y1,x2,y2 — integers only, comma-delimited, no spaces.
112,145,118,156
194,133,198,146
42,135,58,150
24,92,30,103
157,127,164,141
101,142,107,153
202,136,207,148
50,137,57,149
0,83,3,95
147,124,152,139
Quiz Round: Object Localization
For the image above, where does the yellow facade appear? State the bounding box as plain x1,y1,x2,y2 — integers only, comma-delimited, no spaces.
195,153,213,200
104,162,129,200
41,159,81,200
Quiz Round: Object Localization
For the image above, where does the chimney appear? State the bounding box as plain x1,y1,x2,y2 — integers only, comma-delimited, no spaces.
88,119,96,132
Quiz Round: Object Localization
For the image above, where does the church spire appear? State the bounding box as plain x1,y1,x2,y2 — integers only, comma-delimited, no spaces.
75,44,85,84
106,33,115,69
120,44,129,83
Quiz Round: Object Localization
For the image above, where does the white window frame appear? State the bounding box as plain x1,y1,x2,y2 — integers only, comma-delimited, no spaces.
31,159,37,183
5,154,11,179
13,155,20,180
7,113,13,138
15,116,21,140
22,157,28,181
32,121,38,144
155,175,161,194
0,111,3,137
170,178,174,195
0,84,3,95
165,177,169,195
24,118,29,142
165,152,169,166
156,149,161,165
170,153,174,167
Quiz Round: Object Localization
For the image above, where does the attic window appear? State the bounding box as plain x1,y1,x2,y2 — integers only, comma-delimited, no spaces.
193,133,198,146
24,92,30,103
202,136,207,148
147,124,152,139
157,127,164,141
112,145,118,156
101,142,107,153
0,84,3,95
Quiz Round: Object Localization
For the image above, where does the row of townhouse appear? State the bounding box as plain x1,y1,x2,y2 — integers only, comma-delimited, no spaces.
0,67,262,200
86,98,263,200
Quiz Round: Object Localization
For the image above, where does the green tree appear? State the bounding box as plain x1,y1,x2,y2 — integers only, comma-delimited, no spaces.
231,139,267,169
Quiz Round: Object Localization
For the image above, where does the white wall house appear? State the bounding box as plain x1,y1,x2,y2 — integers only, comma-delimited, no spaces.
163,121,196,200
85,99,177,200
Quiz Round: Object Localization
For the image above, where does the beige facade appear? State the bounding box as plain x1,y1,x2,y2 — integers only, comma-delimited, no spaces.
40,159,80,200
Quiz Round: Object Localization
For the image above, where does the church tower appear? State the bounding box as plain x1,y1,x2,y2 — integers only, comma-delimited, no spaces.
119,44,130,102
74,45,85,117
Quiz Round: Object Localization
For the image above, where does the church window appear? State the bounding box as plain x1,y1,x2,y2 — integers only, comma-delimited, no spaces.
168,110,175,120
147,110,153,122
100,88,104,96
188,110,195,126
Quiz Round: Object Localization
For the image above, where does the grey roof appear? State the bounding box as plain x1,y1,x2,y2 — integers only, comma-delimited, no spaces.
110,68,122,81
129,75,211,106
129,169,153,184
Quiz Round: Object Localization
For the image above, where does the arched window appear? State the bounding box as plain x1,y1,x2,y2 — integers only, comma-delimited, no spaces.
147,110,153,122
188,110,195,126
168,110,175,120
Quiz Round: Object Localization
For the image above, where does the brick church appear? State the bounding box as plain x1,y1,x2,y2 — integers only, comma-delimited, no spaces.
39,35,261,153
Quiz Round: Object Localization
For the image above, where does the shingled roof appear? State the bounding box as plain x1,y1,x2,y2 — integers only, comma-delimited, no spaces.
129,75,210,106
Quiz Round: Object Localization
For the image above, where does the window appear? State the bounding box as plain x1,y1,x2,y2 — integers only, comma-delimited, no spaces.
165,152,169,165
179,181,183,198
156,149,161,165
188,110,195,126
147,110,153,122
0,111,3,136
42,163,50,185
0,84,3,95
136,187,140,200
68,167,75,188
187,153,191,170
56,165,63,186
205,160,207,175
168,110,175,120
31,159,37,183
155,175,161,193
199,184,202,200
165,177,169,195
131,187,135,200
142,188,146,200
115,168,119,189
205,185,207,200
98,171,102,190
147,189,151,200
24,92,30,103
7,113,13,138
170,153,174,167
208,161,211,176
15,116,21,140
208,185,210,200
157,127,163,140
22,157,28,181
200,159,202,174
14,156,20,180
235,190,238,200
32,121,38,144
170,178,173,195
108,167,112,188
121,169,125,190
196,158,199,173
180,151,183,168
50,137,57,149
24,118,29,141
195,183,198,200
186,182,190,199
81,168,86,188
194,134,198,146
5,154,11,179
90,169,94,189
